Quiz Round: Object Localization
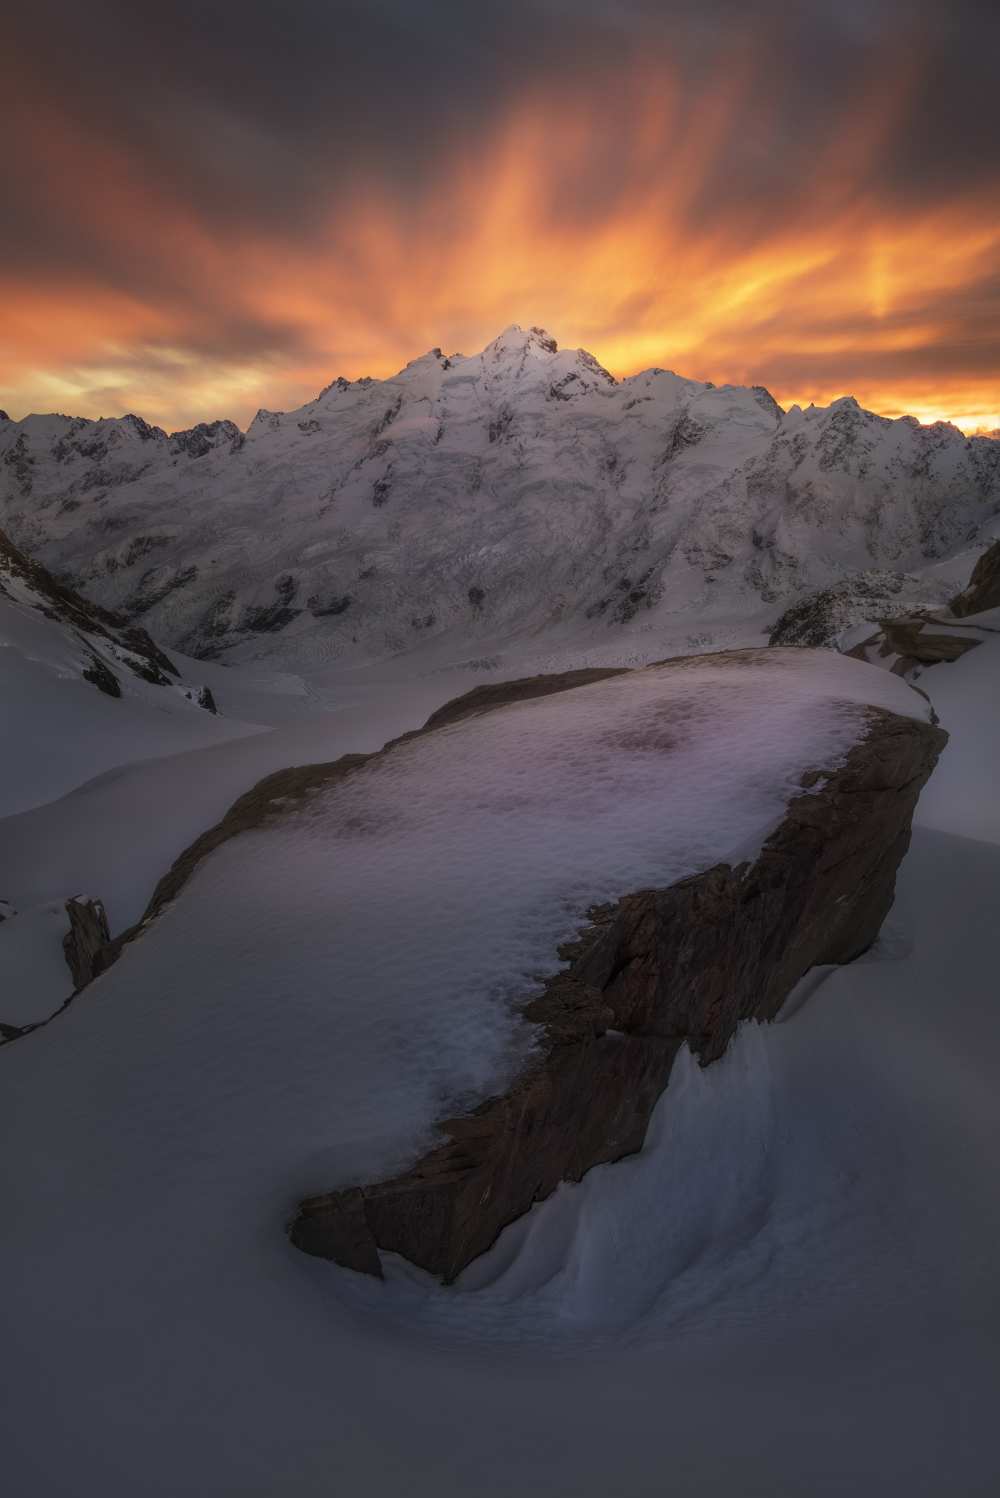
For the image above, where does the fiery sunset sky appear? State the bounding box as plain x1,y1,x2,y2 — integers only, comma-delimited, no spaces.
4,0,998,432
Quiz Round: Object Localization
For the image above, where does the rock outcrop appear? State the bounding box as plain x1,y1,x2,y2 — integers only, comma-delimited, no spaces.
44,650,944,1281
290,705,946,1282
951,539,1000,617
0,526,179,688
769,572,913,647
62,897,111,991
844,615,983,676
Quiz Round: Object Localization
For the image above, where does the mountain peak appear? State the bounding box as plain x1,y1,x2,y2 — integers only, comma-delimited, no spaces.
487,324,559,356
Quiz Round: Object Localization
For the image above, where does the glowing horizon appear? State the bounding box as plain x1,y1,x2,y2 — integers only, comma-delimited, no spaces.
7,329,997,439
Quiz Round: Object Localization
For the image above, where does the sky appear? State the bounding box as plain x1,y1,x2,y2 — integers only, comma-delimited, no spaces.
3,0,998,433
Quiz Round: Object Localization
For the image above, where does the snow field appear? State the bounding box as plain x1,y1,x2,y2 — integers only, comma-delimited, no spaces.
0,615,994,1496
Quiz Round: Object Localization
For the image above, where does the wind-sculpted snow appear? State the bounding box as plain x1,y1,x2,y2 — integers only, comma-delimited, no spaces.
3,645,997,1496
2,326,997,669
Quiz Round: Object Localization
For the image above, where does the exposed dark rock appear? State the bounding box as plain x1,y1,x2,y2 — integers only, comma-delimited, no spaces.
3,432,35,492
308,593,352,617
290,705,945,1280
488,405,514,444
548,373,580,401
662,413,706,461
468,586,485,609
168,420,243,458
63,897,111,991
121,414,163,443
587,566,659,624
186,685,218,713
767,572,937,648
0,526,178,682
879,618,982,665
751,385,784,420
845,616,983,675
82,653,122,698
239,574,301,634
125,563,199,617
951,540,1000,617
372,396,402,438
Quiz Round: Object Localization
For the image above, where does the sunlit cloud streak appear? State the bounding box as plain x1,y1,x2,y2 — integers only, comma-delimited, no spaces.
2,0,998,432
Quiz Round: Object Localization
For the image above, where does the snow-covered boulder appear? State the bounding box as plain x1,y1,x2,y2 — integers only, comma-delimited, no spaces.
71,647,943,1280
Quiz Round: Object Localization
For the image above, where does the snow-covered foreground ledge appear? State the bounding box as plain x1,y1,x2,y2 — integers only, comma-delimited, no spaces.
4,644,987,1496
22,647,943,1282
282,652,944,1277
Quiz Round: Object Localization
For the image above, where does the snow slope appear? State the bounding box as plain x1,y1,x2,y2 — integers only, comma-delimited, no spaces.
0,530,270,815
6,650,988,1497
912,611,1000,844
2,326,997,671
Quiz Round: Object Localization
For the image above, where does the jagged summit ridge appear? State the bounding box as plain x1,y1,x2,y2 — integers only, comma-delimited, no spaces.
1,327,997,668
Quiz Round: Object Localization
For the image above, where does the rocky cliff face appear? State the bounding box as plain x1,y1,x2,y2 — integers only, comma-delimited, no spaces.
951,539,1000,616
2,326,998,668
289,704,944,1280
0,525,179,691
0,524,223,712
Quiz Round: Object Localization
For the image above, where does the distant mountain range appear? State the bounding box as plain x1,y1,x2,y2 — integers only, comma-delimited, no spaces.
2,324,998,667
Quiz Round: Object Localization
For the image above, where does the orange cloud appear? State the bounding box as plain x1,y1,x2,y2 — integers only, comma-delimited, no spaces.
3,52,998,434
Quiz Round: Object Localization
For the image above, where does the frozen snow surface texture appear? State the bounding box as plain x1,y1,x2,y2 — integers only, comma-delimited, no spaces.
914,622,1000,844
1,326,997,670
0,900,72,1028
1,638,998,1495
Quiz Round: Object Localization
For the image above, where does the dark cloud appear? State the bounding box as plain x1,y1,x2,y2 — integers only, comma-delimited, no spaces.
7,0,997,253
2,0,998,426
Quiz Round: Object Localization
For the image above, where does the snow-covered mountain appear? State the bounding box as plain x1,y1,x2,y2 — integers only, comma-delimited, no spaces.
2,325,998,668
